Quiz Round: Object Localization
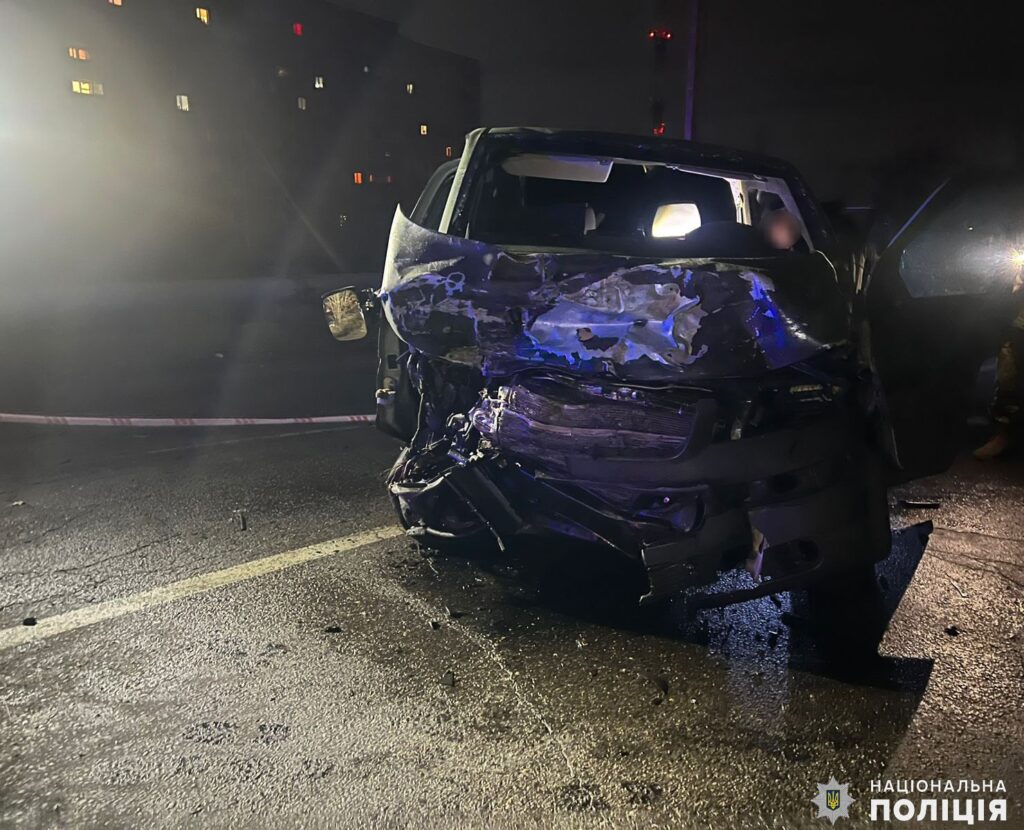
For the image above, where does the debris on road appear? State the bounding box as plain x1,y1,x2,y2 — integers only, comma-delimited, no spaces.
428,620,441,630
900,499,942,510
183,721,236,745
441,669,457,687
945,625,961,637
324,626,343,634
234,510,248,531
556,782,609,812
257,722,290,744
22,617,36,626
10,500,26,507
622,780,664,807
444,606,465,619
640,672,670,704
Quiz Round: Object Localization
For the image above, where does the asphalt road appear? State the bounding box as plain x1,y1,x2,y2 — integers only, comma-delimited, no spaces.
0,277,379,419
1,424,1022,828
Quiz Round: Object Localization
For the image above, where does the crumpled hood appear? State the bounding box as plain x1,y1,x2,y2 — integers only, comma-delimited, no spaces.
381,207,849,381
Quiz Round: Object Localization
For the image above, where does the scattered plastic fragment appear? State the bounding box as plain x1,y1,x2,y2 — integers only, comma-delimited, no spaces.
900,499,941,509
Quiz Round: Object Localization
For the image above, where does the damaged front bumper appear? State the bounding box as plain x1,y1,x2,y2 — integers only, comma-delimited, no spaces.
388,367,890,606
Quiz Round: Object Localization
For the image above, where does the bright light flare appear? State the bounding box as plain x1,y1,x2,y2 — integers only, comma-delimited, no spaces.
651,202,701,237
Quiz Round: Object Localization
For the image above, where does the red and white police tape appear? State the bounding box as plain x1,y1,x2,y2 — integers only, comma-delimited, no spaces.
0,412,376,428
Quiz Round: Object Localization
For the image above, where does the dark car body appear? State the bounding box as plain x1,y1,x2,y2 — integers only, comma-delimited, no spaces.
335,127,1015,608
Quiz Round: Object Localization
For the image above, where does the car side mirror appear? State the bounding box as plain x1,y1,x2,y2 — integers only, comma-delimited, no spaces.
322,287,368,341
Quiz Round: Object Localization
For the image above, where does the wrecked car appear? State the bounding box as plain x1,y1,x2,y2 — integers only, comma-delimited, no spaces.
324,127,1013,610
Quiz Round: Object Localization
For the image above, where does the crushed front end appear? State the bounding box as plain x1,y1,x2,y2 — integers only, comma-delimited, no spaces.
377,205,891,606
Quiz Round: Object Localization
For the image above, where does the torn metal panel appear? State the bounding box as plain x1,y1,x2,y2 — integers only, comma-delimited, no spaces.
380,207,850,381
469,374,700,474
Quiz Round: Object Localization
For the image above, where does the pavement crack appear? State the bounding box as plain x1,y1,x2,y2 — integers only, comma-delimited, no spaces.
1,535,183,612
926,546,1024,590
353,562,586,783
933,525,1024,546
926,542,1024,571
53,534,181,575
446,617,580,780
14,512,86,546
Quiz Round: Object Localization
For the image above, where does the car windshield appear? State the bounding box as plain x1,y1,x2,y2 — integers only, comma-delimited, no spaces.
458,148,812,258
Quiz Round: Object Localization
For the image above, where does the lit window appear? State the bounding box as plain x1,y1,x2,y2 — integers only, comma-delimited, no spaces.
195,7,209,24
297,96,307,110
405,83,414,94
385,175,394,185
419,124,428,136
276,66,288,78
651,203,701,238
444,146,454,158
68,47,90,60
352,172,363,185
71,80,103,95
292,22,303,36
176,94,190,111
314,76,324,89
362,65,370,74
109,0,122,5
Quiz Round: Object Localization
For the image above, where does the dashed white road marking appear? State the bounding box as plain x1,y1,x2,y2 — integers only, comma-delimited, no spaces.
0,524,403,652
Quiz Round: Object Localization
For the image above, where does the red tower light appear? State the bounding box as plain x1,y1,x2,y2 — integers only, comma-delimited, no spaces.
653,122,666,137
292,22,303,36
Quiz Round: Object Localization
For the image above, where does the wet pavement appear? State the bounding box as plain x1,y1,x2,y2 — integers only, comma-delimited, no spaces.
0,424,1022,828
0,277,379,419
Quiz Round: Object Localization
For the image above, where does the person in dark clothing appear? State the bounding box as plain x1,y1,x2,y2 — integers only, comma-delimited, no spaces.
975,274,1024,459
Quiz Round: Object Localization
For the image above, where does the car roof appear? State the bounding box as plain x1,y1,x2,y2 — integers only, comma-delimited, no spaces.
475,127,802,180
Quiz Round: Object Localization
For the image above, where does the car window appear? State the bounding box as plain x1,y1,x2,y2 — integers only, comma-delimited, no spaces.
411,165,458,231
898,182,1024,297
459,149,808,258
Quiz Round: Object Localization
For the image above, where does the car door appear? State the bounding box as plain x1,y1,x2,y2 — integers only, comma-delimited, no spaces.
864,174,1024,482
376,161,460,440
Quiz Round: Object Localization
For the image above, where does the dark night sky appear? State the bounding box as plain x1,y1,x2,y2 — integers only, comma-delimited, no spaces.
335,0,1023,202
333,0,686,134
